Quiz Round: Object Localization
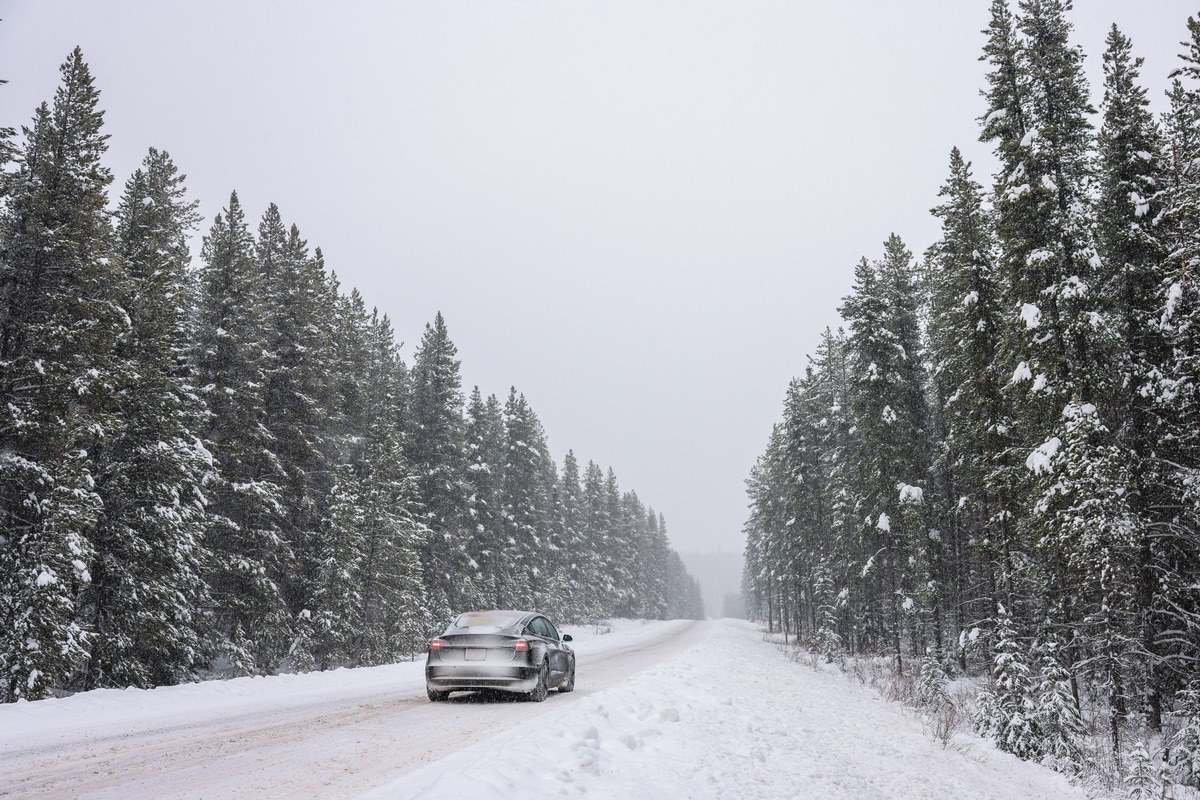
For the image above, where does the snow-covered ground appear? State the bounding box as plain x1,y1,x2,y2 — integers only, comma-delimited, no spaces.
367,618,1084,799
0,618,1084,799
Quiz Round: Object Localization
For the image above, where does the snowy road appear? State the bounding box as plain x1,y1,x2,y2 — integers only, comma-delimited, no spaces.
0,620,707,799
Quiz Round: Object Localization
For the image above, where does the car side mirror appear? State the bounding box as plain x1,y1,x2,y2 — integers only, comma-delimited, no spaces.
562,634,573,642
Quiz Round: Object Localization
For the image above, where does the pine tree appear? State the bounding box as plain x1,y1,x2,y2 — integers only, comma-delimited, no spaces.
1155,21,1200,728
979,1,1117,724
975,605,1040,760
302,294,423,670
839,237,930,671
499,389,550,609
1030,399,1136,752
638,506,670,619
308,463,365,670
811,561,843,663
917,648,951,709
602,468,638,617
258,212,323,636
926,148,1011,645
349,429,427,665
1095,25,1176,733
1123,741,1165,800
582,460,615,617
406,312,470,620
553,451,589,620
1033,636,1084,771
258,210,337,623
82,148,212,690
1168,682,1200,788
0,49,124,700
1164,14,1200,277
195,192,291,672
464,387,504,607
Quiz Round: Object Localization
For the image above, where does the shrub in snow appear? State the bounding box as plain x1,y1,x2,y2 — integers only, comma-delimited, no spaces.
1123,741,1168,800
973,606,1042,761
811,563,843,664
1168,683,1200,788
917,649,951,709
1031,638,1083,773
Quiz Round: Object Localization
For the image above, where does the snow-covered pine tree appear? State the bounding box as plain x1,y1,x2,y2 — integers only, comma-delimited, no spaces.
917,646,952,709
195,192,292,673
776,373,828,641
1168,681,1200,789
810,328,858,652
616,491,650,618
1030,397,1137,755
926,147,1012,653
349,310,427,663
464,387,504,607
601,468,637,618
308,463,365,670
838,258,893,654
406,312,470,621
499,388,551,609
839,237,930,671
811,560,843,663
82,148,213,690
257,209,337,624
349,424,427,665
0,49,125,700
975,604,1041,760
981,1,1118,717
741,438,776,629
1032,635,1084,772
664,545,705,620
1123,741,1167,800
1095,24,1177,734
582,460,617,616
1155,19,1200,730
639,507,670,620
549,450,588,620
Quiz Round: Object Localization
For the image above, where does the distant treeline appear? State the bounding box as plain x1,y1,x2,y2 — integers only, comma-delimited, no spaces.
0,48,703,703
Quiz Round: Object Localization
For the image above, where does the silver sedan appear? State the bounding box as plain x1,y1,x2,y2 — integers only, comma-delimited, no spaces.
424,610,576,702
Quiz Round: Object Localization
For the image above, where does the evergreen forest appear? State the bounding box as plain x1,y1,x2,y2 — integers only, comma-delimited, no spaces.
0,48,704,704
743,2,1200,787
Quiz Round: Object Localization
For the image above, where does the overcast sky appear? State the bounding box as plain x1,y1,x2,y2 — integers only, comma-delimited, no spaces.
0,1,1190,555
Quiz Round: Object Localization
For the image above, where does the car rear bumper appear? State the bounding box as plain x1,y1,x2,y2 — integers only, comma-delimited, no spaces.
425,663,540,693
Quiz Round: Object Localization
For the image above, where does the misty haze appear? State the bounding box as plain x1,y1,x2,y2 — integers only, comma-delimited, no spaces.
1,1,1199,797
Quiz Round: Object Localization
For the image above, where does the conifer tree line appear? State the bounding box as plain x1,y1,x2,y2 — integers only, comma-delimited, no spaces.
743,2,1200,780
0,48,703,703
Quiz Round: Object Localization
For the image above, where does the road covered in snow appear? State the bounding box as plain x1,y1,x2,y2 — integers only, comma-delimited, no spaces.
0,618,1084,799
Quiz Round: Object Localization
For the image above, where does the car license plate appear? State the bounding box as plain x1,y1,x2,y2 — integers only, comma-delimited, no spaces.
465,648,487,661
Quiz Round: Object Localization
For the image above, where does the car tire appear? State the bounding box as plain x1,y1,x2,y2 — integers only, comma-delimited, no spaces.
558,661,575,693
528,661,549,703
427,687,450,702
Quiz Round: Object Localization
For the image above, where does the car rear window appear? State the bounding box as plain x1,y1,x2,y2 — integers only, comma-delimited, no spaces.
453,611,525,629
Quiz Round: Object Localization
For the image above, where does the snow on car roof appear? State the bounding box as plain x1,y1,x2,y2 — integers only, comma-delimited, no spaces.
452,610,529,629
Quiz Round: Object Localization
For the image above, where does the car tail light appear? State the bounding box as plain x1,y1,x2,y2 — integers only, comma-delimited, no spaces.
429,639,445,652
513,640,529,652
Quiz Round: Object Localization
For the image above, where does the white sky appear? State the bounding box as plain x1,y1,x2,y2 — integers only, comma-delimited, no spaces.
0,1,1190,554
